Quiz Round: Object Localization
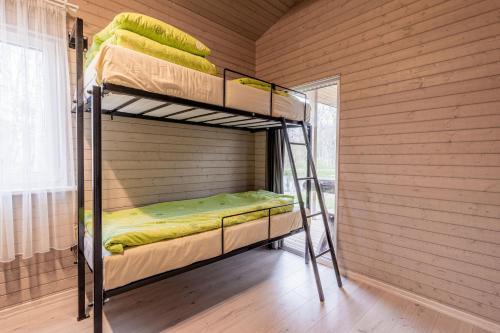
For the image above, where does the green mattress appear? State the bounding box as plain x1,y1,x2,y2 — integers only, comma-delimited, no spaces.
85,190,294,254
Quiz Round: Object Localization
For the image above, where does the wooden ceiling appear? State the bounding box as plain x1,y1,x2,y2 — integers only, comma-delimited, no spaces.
316,84,338,108
168,0,302,40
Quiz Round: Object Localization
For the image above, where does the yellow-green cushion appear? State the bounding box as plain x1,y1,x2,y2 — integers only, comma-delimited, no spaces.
88,29,218,76
233,78,288,96
234,77,269,87
97,12,210,56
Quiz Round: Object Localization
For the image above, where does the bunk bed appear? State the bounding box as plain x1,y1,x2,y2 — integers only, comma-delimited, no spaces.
84,44,310,124
69,16,342,333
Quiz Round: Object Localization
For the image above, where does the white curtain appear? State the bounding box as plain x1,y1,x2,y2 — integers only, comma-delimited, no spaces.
0,0,75,262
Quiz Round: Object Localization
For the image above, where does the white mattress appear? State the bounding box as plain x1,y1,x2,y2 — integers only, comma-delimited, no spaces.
84,209,304,290
85,45,310,123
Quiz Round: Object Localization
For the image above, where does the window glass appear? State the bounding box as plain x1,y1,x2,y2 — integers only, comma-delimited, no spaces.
283,81,339,257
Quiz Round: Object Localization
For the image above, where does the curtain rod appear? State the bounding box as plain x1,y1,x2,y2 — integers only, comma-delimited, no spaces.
45,0,78,13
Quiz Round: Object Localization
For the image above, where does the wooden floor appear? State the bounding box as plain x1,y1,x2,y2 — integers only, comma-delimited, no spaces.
284,216,325,252
0,249,491,333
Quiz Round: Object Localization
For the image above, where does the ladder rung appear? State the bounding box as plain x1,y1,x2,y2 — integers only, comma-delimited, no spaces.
297,177,315,181
306,212,322,219
290,142,306,146
315,249,330,259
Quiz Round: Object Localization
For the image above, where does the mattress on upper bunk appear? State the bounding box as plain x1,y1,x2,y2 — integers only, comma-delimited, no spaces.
84,208,304,290
84,44,310,122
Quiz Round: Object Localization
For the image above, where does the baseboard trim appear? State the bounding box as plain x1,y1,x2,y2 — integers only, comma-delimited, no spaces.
2,269,499,332
342,270,499,333
0,288,77,318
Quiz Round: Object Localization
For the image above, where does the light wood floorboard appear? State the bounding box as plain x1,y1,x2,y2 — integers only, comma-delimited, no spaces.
0,249,490,333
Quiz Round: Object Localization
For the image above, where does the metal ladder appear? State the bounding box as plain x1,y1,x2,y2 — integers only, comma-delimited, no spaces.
281,119,343,301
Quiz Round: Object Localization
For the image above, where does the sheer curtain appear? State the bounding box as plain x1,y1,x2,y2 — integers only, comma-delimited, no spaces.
0,0,75,262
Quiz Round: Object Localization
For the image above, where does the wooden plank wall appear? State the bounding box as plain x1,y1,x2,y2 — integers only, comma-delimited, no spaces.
0,0,258,310
81,115,256,211
256,0,500,324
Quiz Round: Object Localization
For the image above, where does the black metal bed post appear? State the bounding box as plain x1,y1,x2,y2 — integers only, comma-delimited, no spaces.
92,86,104,333
266,129,275,192
267,77,275,191
266,128,276,249
74,17,88,321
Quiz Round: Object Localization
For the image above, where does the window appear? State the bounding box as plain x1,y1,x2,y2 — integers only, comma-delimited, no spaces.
283,77,340,261
0,30,74,191
0,0,75,262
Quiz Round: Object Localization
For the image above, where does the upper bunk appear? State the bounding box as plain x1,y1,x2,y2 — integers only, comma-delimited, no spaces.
70,17,310,132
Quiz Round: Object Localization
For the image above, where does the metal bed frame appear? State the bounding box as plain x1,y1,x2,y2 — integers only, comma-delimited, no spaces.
69,18,340,333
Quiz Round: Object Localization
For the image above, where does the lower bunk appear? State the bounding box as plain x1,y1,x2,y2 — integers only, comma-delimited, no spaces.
83,190,305,292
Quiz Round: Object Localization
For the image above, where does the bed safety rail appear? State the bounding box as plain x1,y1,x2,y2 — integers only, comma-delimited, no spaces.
220,202,299,254
222,68,308,123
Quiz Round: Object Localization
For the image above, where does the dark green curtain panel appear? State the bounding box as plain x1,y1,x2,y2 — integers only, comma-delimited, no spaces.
268,129,286,249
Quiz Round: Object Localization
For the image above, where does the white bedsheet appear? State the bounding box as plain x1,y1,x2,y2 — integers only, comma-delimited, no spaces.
84,209,304,290
85,45,310,122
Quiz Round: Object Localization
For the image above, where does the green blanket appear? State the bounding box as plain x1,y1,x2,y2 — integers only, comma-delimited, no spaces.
85,190,294,254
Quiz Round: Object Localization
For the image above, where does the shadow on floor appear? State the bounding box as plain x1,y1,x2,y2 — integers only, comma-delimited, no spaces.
101,248,295,333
